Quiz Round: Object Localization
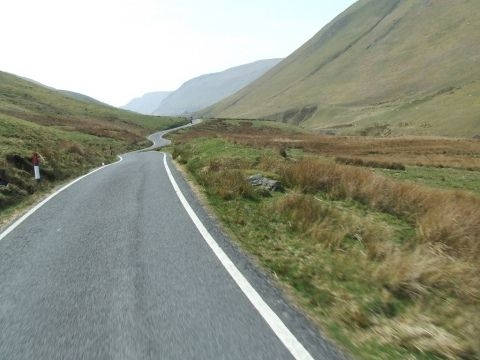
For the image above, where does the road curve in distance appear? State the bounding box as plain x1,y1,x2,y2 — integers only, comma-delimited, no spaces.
0,122,346,359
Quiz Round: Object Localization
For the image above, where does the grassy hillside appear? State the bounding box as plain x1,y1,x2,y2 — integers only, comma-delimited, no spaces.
0,70,187,216
58,90,107,105
206,0,480,137
166,120,480,359
0,71,185,139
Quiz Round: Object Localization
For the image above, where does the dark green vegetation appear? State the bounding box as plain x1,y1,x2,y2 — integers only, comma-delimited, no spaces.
168,120,480,360
205,0,480,138
0,70,187,218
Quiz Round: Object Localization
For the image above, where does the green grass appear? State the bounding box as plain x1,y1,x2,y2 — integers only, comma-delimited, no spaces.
167,129,480,360
223,118,308,133
0,114,125,212
206,0,480,137
0,70,188,216
379,166,480,195
0,70,187,136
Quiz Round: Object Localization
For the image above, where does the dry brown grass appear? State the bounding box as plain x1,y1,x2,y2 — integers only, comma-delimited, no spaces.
179,120,480,170
2,108,146,143
189,160,255,201
170,121,480,359
373,312,469,360
374,244,479,300
335,156,406,170
281,158,480,261
273,193,393,251
273,194,332,232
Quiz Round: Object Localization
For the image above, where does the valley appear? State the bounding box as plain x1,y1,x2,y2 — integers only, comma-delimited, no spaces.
0,71,187,222
166,119,480,359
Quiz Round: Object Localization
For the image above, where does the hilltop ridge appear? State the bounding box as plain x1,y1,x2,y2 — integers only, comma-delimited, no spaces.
153,59,282,116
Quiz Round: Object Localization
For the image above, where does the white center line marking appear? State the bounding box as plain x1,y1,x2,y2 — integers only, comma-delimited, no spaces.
162,153,315,360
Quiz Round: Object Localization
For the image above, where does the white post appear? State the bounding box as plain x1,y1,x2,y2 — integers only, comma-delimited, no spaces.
34,165,40,180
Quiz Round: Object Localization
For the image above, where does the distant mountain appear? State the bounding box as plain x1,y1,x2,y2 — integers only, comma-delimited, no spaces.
122,91,171,115
206,0,480,137
153,59,282,116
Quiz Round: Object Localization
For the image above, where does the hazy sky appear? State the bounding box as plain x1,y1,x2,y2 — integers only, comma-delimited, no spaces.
0,0,356,106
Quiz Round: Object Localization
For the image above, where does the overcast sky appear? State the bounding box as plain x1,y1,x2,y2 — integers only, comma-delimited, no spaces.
0,0,356,106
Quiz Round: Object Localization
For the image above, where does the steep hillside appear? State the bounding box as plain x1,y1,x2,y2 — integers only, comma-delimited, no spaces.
0,71,184,141
153,59,282,116
58,90,106,106
0,70,186,213
19,76,107,106
122,91,171,114
206,0,480,137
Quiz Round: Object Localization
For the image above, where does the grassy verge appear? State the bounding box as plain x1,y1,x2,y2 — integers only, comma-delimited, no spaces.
0,181,68,230
0,115,122,219
166,120,480,360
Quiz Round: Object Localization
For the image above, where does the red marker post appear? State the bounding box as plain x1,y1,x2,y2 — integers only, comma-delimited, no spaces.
32,152,41,181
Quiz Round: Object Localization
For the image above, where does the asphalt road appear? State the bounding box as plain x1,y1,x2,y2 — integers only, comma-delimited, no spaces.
0,123,345,359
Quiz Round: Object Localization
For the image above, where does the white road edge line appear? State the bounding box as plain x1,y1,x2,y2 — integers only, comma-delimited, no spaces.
0,155,124,242
162,153,315,360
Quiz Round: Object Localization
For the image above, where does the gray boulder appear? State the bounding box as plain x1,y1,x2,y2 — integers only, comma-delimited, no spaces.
247,174,283,192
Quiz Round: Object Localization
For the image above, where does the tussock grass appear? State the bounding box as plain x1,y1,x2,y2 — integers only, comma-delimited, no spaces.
169,121,480,359
273,193,392,252
281,158,480,261
198,168,256,200
178,119,480,171
335,156,406,171
372,312,470,360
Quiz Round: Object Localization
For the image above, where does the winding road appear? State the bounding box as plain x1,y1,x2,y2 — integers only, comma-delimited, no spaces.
0,122,344,359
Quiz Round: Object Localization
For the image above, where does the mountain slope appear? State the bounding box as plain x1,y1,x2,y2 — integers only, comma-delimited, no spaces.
58,90,106,106
206,0,480,137
0,70,186,212
0,71,184,140
19,76,107,106
122,91,171,115
153,59,282,116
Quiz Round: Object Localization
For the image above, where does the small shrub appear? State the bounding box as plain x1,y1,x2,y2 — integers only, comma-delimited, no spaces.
257,154,285,173
0,183,28,209
273,193,331,232
172,144,193,164
5,154,32,172
67,143,86,156
278,145,288,159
